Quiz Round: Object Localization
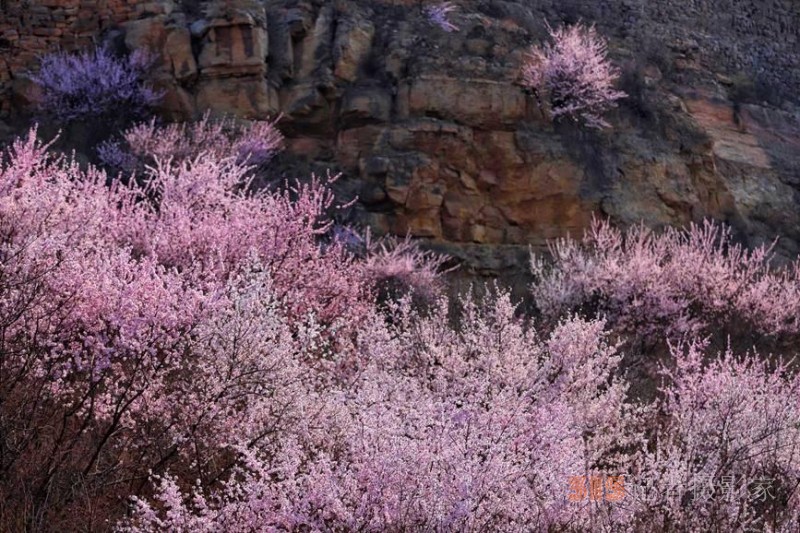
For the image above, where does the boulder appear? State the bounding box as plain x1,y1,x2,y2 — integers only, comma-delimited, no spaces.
293,4,334,80
198,19,268,77
124,16,168,62
333,14,374,82
196,76,274,118
341,86,392,123
399,75,529,128
164,26,197,81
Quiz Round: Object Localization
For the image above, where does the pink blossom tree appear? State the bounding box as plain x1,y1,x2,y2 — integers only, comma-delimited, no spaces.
522,23,626,129
3,125,800,531
531,217,800,341
627,341,800,530
0,128,445,529
98,112,284,174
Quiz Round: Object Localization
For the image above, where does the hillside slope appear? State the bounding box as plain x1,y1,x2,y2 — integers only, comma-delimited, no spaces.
1,0,799,279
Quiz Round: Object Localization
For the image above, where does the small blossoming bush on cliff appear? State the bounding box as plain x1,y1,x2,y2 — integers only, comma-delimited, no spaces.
424,1,459,33
30,46,161,125
523,23,626,129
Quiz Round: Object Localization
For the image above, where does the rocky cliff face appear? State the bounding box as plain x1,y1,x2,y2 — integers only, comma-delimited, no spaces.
2,0,800,281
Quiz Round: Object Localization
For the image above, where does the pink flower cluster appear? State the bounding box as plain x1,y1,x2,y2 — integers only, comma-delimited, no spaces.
532,218,800,339
122,299,800,531
98,112,284,174
0,127,443,529
628,341,800,530
122,297,638,531
523,23,626,129
362,233,450,305
1,127,799,530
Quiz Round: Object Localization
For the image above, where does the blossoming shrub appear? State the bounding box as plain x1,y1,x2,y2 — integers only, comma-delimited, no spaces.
0,128,440,530
523,23,626,129
627,342,800,531
531,218,800,340
98,112,284,174
30,46,161,125
424,2,459,33
362,234,449,306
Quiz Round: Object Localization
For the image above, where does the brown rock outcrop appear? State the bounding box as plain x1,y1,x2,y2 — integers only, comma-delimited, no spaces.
2,0,800,280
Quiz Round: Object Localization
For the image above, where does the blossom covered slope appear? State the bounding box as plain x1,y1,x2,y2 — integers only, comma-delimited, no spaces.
0,119,798,531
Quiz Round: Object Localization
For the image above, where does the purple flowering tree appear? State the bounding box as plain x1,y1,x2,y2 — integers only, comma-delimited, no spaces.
29,46,161,125
424,1,459,32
